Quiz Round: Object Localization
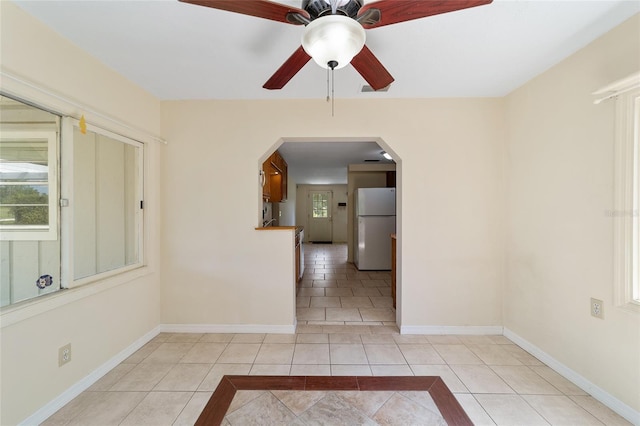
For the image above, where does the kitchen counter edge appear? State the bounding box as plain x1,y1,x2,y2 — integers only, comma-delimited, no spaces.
255,226,304,235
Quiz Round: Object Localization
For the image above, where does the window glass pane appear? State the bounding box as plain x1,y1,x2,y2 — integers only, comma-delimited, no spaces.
0,95,60,307
0,142,48,162
73,128,141,280
0,139,50,228
0,184,49,203
0,205,48,226
312,193,328,218
0,143,48,183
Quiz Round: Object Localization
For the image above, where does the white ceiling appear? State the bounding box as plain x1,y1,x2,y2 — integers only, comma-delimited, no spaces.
13,0,640,101
278,141,395,184
11,0,639,184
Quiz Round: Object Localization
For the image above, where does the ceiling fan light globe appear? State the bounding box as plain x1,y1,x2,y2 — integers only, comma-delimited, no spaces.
301,15,366,70
321,0,350,6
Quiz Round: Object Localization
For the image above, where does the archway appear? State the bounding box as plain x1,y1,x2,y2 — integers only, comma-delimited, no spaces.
258,137,403,326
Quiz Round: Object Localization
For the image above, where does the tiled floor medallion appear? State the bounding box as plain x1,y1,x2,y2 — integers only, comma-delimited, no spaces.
196,375,471,425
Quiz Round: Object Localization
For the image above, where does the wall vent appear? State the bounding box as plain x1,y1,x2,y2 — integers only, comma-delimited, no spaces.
361,84,390,93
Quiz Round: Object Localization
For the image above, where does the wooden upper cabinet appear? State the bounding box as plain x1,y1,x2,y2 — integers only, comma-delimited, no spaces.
262,162,273,200
270,171,283,201
262,150,288,202
271,151,282,170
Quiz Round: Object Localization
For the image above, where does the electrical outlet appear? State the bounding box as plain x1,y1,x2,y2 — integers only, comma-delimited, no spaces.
58,343,71,366
591,298,604,319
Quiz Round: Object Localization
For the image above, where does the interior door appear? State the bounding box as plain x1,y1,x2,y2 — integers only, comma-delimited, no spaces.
308,190,332,243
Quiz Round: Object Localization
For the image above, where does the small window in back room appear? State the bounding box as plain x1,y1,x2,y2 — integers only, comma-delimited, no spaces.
312,192,329,218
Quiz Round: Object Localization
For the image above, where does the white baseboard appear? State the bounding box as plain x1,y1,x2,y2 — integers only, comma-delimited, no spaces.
19,322,295,424
19,326,161,426
400,325,504,335
160,323,296,334
503,328,640,426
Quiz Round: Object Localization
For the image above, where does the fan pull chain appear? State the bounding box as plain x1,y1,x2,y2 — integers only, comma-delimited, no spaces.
327,66,330,103
327,60,338,117
331,66,335,117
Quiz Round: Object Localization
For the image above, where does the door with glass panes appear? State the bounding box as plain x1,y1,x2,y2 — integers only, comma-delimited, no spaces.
308,190,332,243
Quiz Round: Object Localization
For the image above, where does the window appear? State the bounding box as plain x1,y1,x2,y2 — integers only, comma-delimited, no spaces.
0,95,146,307
63,119,144,286
0,96,61,307
0,131,58,241
604,73,640,312
312,192,329,218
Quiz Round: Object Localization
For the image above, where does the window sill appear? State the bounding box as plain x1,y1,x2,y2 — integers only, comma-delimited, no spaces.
0,265,153,329
617,299,640,315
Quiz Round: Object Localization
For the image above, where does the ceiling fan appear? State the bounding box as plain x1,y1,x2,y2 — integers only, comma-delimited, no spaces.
179,0,492,91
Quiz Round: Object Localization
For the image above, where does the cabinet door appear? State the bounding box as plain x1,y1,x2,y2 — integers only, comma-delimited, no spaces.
272,151,284,171
262,162,272,200
265,151,288,202
270,171,283,202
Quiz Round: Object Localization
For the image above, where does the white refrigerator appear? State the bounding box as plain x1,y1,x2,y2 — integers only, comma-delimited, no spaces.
354,188,396,270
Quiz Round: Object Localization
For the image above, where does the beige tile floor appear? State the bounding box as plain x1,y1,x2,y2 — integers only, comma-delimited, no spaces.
297,243,396,326
41,244,631,425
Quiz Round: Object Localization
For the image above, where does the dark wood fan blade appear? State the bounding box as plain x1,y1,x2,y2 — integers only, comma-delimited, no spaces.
350,45,394,91
179,0,310,25
263,46,312,90
357,0,492,29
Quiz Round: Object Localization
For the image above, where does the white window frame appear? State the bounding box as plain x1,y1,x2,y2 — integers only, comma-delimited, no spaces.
0,130,58,241
605,73,640,313
60,118,145,288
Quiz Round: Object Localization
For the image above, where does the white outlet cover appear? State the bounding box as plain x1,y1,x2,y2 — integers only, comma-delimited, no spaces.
591,298,604,319
58,344,72,366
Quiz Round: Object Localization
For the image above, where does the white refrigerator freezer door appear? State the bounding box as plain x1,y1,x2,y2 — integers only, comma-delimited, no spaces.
356,188,396,216
356,215,396,270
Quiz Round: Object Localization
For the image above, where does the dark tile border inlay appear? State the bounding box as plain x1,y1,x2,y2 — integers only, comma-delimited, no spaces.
196,375,472,425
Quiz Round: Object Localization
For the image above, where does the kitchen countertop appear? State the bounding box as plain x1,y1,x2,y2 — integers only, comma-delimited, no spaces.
255,226,304,235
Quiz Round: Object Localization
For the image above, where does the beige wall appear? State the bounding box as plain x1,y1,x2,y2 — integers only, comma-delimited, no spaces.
160,98,505,329
0,3,162,424
504,14,640,412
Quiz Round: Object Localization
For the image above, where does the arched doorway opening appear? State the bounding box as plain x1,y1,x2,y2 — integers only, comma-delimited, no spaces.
258,137,402,327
